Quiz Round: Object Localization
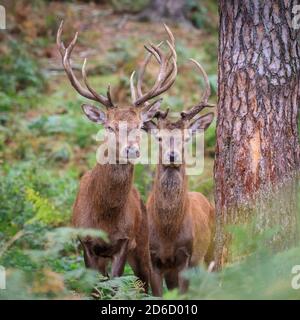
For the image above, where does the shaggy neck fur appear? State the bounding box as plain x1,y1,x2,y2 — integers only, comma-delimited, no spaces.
153,164,188,238
89,163,134,219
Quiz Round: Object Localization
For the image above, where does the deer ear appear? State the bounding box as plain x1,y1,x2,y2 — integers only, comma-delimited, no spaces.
81,104,107,124
141,99,163,123
189,112,214,133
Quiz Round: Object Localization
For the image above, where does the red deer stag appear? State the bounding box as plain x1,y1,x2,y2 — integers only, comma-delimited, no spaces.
145,59,215,296
56,21,177,291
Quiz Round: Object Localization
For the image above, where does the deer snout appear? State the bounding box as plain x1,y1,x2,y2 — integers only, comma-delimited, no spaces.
122,145,140,160
164,150,181,165
169,151,176,163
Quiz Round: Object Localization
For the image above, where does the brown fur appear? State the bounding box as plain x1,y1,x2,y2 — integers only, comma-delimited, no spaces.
73,164,151,290
72,107,152,291
146,118,215,296
59,19,173,293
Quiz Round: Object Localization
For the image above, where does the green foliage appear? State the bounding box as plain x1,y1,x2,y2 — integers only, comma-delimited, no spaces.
228,221,279,260
0,161,78,239
195,178,214,197
0,157,148,299
208,74,218,95
106,39,139,71
110,0,149,13
186,0,209,29
28,115,76,135
28,111,96,149
204,120,216,149
93,276,147,300
0,227,99,299
0,163,40,236
25,188,67,226
167,222,300,300
0,226,145,299
0,40,45,111
134,164,154,201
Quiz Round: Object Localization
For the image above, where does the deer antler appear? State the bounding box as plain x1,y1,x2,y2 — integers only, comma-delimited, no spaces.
130,24,177,108
56,21,114,108
155,107,170,120
178,58,215,123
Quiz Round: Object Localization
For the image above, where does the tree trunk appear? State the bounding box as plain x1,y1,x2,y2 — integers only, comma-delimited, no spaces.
214,0,300,269
138,0,189,24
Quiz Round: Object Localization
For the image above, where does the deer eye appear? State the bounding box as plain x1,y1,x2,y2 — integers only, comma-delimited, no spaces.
107,126,114,132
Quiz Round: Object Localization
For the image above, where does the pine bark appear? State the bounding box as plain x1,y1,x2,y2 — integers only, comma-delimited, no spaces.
214,0,300,268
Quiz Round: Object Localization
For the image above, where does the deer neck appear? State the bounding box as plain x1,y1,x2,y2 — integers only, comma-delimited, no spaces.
153,164,188,236
90,163,134,212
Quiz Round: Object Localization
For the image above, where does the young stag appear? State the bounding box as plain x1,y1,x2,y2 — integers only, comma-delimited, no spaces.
146,59,215,296
56,22,177,291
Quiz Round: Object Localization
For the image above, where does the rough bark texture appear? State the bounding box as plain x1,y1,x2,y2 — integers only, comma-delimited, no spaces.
214,0,300,269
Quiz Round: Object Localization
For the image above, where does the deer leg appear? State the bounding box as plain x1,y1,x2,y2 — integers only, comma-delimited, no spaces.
81,240,109,276
127,203,151,292
178,275,189,294
128,250,150,293
81,240,98,269
111,239,129,277
178,258,190,294
96,257,109,277
165,270,179,290
150,269,163,297
82,243,94,268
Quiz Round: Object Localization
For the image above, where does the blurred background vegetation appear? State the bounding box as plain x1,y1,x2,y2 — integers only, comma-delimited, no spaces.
0,0,299,300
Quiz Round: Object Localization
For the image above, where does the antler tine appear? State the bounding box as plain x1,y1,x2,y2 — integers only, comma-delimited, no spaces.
136,41,164,99
133,66,163,106
144,44,162,64
179,58,214,122
136,53,151,98
82,59,114,108
156,40,177,93
57,21,114,108
166,40,177,63
132,24,177,107
163,23,175,46
156,41,177,88
152,56,177,99
190,58,211,104
130,71,137,103
106,85,114,107
149,43,165,64
155,107,170,120
164,24,176,65
57,21,66,56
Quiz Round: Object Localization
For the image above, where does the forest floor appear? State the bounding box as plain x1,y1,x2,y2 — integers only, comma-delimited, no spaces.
0,1,218,299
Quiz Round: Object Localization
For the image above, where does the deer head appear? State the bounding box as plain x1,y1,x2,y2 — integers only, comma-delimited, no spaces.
57,22,177,162
145,59,214,170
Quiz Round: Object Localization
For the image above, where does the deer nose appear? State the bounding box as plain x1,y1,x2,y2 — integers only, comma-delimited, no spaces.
168,151,177,163
124,146,140,159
